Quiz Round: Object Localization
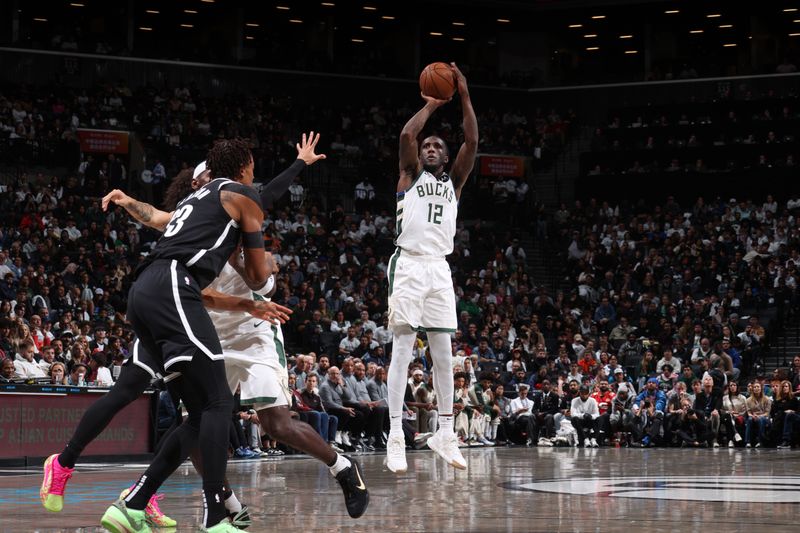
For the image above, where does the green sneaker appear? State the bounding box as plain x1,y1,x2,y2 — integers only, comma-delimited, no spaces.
100,499,152,533
198,517,248,532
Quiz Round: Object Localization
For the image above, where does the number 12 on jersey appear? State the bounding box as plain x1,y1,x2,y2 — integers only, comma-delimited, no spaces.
427,203,443,225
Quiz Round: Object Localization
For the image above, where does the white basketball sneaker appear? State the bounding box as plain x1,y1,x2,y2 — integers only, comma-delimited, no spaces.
386,433,407,474
427,430,467,470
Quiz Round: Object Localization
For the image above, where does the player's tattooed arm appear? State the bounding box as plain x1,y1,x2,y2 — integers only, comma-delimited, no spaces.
398,93,450,192
449,63,478,198
101,189,173,231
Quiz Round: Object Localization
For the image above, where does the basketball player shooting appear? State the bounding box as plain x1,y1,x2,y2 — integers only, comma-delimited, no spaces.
386,63,478,473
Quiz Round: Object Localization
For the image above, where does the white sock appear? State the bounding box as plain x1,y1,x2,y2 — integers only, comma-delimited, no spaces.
328,453,352,476
439,414,453,433
224,490,242,514
390,415,403,435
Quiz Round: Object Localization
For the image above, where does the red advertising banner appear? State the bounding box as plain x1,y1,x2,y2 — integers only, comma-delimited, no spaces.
77,128,129,154
479,154,525,177
0,392,151,459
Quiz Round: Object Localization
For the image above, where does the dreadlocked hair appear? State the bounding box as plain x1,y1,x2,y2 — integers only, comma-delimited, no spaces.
162,168,195,211
207,138,252,181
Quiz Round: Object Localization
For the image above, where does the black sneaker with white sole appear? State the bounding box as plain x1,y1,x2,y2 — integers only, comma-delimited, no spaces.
334,456,370,519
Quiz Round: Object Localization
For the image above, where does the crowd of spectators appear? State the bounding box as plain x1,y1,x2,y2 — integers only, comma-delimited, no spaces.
0,81,573,195
1,76,799,455
584,87,799,176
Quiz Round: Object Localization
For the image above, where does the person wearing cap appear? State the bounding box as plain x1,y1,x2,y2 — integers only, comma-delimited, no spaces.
405,368,438,435
509,383,537,445
632,377,667,447
570,385,600,447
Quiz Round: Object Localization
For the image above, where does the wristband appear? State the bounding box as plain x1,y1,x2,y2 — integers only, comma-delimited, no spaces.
241,230,263,249
253,274,275,297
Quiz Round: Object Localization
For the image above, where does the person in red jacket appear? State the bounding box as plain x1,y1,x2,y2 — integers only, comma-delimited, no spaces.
592,379,616,446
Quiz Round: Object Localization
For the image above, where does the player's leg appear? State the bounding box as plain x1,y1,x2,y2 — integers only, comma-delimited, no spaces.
247,371,369,519
420,261,466,469
114,353,233,530
40,360,153,513
386,325,417,473
386,255,424,473
103,264,238,532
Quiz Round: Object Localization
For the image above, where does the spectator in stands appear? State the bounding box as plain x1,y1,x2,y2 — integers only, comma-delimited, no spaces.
296,374,340,451
14,339,45,379
773,381,800,449
48,361,67,385
633,378,667,447
571,384,600,447
694,375,723,448
320,366,365,450
1,358,16,383
745,381,772,448
721,381,746,447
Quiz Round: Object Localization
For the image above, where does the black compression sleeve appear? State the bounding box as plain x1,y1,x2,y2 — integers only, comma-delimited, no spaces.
259,159,306,209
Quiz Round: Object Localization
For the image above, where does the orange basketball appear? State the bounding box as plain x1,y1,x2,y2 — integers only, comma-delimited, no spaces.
419,62,456,100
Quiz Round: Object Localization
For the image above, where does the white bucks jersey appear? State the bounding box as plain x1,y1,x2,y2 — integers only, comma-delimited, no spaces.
395,170,457,256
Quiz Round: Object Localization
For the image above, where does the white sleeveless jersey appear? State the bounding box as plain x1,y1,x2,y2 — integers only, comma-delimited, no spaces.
395,170,457,256
206,263,253,334
206,263,283,361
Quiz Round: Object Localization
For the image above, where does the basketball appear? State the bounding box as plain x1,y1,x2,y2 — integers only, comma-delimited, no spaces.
420,62,456,100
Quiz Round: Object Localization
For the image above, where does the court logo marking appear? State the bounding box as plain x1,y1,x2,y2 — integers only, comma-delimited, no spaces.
501,476,800,503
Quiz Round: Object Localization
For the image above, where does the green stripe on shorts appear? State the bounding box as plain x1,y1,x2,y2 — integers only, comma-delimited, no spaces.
241,396,278,406
388,248,400,296
272,325,286,368
416,327,457,333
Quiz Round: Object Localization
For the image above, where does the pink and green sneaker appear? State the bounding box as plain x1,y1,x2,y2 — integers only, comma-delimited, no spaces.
40,454,74,512
119,487,177,528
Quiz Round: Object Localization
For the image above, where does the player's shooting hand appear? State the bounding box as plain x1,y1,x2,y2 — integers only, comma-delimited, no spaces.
102,189,130,211
249,300,293,324
420,92,450,108
296,131,327,166
450,63,469,96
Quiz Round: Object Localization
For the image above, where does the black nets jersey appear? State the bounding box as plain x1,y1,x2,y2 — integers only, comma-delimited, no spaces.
148,178,259,289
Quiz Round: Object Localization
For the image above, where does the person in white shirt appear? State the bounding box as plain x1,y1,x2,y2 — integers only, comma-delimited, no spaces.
656,349,681,374
373,316,393,348
89,352,113,386
338,327,360,358
14,341,46,379
570,385,600,447
288,176,304,207
508,384,537,445
359,311,377,333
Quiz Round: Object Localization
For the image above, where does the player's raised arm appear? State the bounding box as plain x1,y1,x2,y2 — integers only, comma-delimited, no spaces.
260,131,326,209
101,189,173,231
398,94,450,192
448,63,479,199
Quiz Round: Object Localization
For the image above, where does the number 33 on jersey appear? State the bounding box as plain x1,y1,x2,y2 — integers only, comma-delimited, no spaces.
395,170,457,257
